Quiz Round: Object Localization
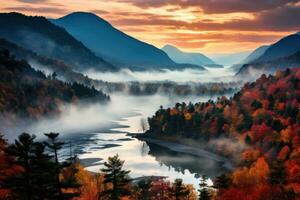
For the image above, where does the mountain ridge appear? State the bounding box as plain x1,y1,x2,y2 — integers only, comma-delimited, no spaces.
161,44,216,67
51,12,205,71
0,12,117,72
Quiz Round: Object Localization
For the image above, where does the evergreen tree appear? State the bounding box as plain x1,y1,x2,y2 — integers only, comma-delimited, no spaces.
101,154,131,200
169,178,189,200
198,175,211,200
30,142,57,200
137,179,152,200
44,133,80,199
5,133,36,200
268,161,286,185
214,174,231,190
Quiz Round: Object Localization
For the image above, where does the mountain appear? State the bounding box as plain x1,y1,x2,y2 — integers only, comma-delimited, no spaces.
242,45,269,64
209,51,250,66
0,12,117,71
51,12,203,71
236,50,300,78
254,33,300,63
230,45,269,72
161,44,217,67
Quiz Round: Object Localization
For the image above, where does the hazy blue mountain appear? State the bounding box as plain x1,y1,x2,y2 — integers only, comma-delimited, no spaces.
255,33,300,63
162,44,216,66
0,12,117,71
236,50,300,79
242,45,269,64
209,51,250,66
51,12,199,71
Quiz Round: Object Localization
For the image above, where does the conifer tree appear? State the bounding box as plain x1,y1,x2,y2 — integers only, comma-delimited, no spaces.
101,154,131,200
198,175,211,200
44,132,80,199
5,133,36,200
170,178,189,200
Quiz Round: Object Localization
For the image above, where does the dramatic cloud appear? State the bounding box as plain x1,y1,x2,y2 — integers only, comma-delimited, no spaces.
5,6,69,14
1,0,300,54
117,0,300,13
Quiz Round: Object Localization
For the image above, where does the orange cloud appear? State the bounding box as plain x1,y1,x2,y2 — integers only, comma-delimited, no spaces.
0,0,299,54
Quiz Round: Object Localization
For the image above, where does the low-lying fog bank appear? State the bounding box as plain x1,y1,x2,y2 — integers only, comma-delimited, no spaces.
85,67,237,83
1,92,233,141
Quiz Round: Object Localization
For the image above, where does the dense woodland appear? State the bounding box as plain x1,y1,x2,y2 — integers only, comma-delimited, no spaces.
0,49,109,120
147,67,300,199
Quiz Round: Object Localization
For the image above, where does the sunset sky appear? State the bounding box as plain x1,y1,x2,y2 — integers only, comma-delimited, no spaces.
1,0,300,54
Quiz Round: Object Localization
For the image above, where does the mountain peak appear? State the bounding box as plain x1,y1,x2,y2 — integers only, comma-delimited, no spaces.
56,11,112,27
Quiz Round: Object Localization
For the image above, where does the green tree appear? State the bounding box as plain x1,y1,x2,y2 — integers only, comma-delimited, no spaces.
101,154,131,200
30,142,57,200
170,178,189,200
44,133,80,199
198,175,211,200
214,174,231,190
137,179,152,200
5,133,36,200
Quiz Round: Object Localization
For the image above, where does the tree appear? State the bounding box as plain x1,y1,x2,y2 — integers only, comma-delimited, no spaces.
30,142,57,199
5,133,36,200
101,154,131,200
169,178,189,200
137,179,152,200
198,175,211,200
268,161,286,185
214,174,231,190
44,132,80,199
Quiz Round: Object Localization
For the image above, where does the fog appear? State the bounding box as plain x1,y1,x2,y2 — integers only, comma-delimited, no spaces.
2,93,223,142
85,67,237,83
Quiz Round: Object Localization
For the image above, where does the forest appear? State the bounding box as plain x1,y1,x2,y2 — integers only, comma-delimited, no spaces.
146,67,300,199
0,49,109,121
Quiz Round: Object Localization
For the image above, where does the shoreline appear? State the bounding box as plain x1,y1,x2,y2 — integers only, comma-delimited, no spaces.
130,134,233,170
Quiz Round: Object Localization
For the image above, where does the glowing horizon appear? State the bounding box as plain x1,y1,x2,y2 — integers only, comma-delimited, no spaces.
1,0,300,54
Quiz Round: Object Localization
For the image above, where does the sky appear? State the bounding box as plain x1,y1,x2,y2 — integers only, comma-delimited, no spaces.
1,0,300,54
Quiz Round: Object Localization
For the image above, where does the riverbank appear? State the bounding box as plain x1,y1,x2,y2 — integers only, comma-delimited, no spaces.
130,133,233,170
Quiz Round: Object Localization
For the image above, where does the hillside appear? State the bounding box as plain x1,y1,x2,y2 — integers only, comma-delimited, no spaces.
255,33,300,63
51,12,202,71
0,12,117,71
162,44,216,67
0,49,109,120
146,67,300,198
236,51,300,78
242,45,269,64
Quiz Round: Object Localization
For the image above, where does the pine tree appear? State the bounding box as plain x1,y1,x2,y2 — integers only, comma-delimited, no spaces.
30,142,57,200
137,179,152,200
170,178,189,200
5,133,36,200
101,154,131,200
44,132,80,199
214,174,231,190
198,175,211,200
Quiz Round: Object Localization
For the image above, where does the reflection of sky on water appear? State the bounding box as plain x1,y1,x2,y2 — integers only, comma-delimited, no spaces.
78,130,228,189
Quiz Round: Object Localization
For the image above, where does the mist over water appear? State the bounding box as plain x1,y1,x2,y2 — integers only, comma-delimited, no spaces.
85,67,236,83
1,67,238,189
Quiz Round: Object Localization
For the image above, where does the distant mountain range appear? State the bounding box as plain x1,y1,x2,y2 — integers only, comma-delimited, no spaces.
254,34,300,63
51,12,204,71
161,45,218,67
236,32,300,77
0,12,117,72
242,45,269,64
209,51,250,66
